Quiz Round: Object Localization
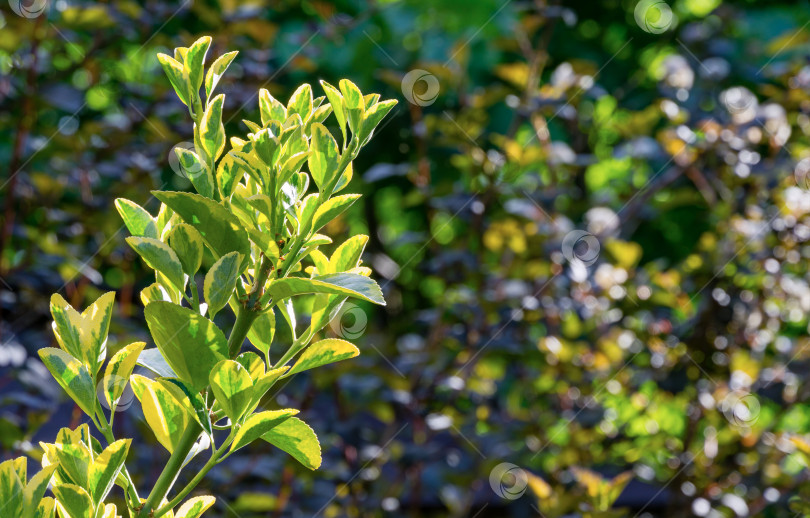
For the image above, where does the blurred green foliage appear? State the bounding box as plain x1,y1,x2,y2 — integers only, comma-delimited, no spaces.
3,0,810,516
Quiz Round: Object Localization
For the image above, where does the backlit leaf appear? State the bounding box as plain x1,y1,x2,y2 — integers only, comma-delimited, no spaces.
168,223,204,276
339,79,364,137
184,36,211,103
201,93,226,161
246,307,275,358
103,341,146,412
247,366,288,415
157,53,189,107
204,251,243,318
176,495,216,518
359,99,397,144
126,237,185,294
205,50,238,99
259,88,286,125
130,374,193,453
308,123,339,192
329,235,368,273
320,80,347,143
287,83,313,121
174,147,214,199
38,348,97,417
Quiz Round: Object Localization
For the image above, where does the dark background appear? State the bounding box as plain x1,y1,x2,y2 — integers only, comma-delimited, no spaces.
3,0,810,516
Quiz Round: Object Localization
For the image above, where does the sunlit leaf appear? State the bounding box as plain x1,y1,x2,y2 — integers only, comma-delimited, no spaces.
176,495,216,518
261,416,321,470
115,198,158,239
308,123,339,192
201,93,226,162
311,194,360,232
87,439,130,505
210,360,254,423
267,273,385,305
285,338,359,377
229,409,299,453
52,483,94,518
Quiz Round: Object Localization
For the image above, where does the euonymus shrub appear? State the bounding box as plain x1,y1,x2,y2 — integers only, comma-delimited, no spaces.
2,36,395,518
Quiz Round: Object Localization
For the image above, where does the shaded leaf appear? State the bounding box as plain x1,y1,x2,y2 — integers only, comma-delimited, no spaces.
136,347,177,378
144,302,228,391
153,191,251,269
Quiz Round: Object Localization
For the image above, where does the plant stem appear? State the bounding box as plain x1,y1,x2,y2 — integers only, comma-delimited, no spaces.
227,303,260,358
227,255,273,357
190,277,200,313
136,423,201,518
152,435,231,518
